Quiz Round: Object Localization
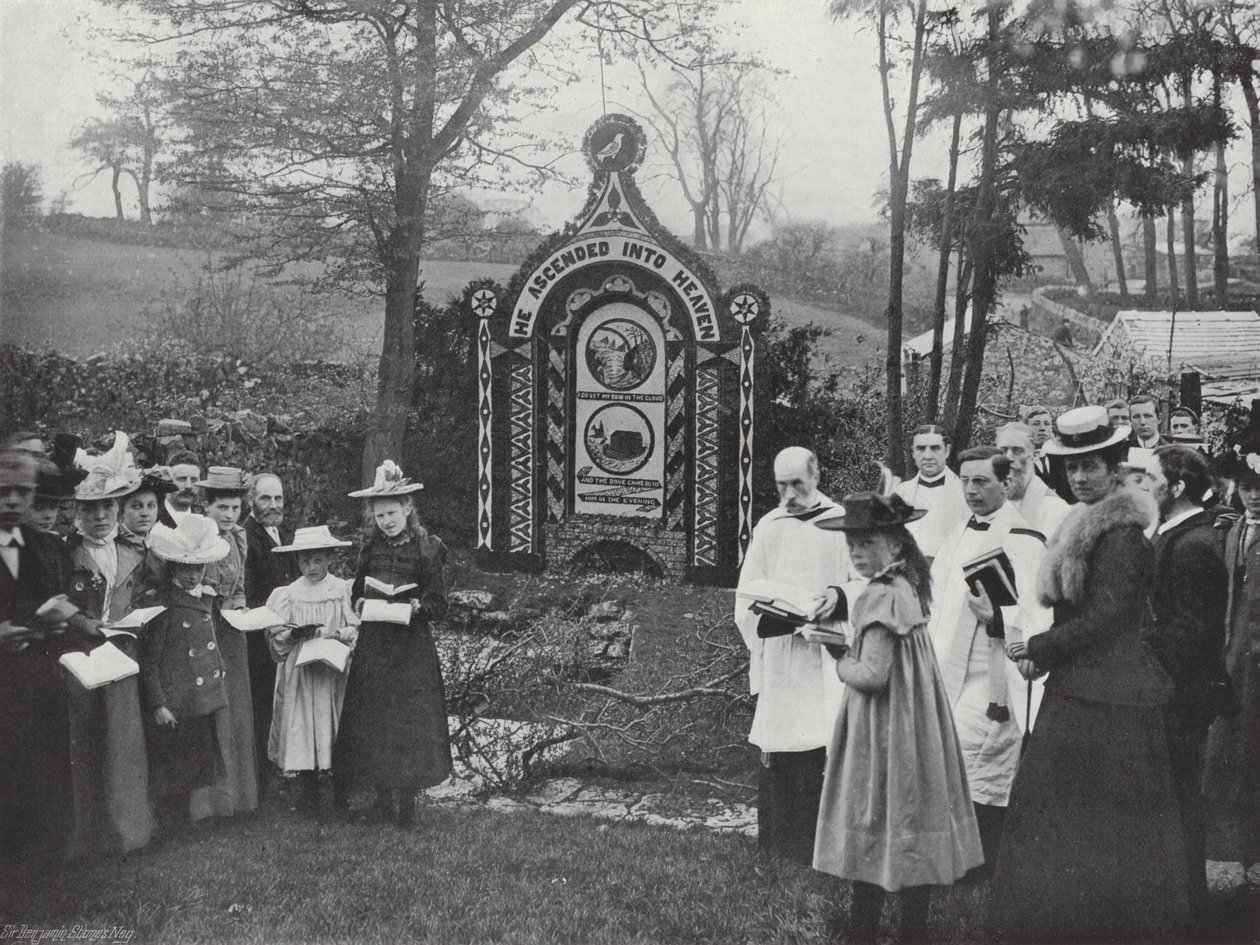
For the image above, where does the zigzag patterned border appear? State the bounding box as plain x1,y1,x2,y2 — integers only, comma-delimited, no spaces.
737,328,755,564
693,365,720,567
546,340,567,523
664,348,687,530
507,359,535,554
476,320,493,549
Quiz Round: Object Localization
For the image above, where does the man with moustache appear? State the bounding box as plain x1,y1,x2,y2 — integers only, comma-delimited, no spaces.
1140,444,1228,919
165,450,203,515
995,422,1070,540
926,446,1050,875
242,472,296,790
734,447,852,864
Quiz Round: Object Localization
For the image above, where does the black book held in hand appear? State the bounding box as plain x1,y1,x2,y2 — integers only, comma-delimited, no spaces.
289,623,322,643
961,547,1018,608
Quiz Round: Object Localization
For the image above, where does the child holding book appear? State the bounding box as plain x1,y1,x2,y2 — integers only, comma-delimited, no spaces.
333,461,452,829
264,526,359,816
138,513,231,831
811,492,982,943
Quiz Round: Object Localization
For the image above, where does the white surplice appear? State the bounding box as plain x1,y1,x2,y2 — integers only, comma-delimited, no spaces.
894,469,969,561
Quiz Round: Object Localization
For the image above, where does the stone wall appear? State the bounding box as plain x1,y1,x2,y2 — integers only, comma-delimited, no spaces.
1030,286,1108,350
543,518,690,581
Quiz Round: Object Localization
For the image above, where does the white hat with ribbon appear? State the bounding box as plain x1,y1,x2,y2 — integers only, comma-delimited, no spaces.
146,511,230,564
272,525,353,554
348,459,424,498
1042,405,1131,457
74,431,143,502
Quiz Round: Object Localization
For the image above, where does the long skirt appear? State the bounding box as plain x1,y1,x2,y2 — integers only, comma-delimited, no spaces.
1203,656,1260,864
190,621,258,819
147,714,223,799
334,621,451,790
988,691,1193,943
65,665,155,858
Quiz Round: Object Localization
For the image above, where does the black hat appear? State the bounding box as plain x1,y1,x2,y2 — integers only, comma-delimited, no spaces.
1220,399,1260,483
35,433,87,500
814,492,926,532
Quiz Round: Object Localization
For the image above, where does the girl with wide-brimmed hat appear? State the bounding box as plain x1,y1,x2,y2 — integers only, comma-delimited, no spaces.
62,431,158,858
988,405,1192,943
138,512,232,832
333,460,452,829
810,492,982,943
264,525,359,817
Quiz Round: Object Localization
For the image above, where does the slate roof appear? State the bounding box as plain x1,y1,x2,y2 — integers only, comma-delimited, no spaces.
1094,309,1260,380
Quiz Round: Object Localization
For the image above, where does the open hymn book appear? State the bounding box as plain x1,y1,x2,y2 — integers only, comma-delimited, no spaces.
364,577,419,597
736,578,848,646
294,637,352,673
59,642,139,690
221,606,285,632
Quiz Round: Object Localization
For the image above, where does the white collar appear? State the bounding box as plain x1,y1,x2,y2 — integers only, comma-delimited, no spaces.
919,471,948,483
0,527,24,547
1157,506,1200,535
1137,433,1161,448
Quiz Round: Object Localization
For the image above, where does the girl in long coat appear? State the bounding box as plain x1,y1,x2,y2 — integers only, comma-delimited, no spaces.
991,406,1192,943
333,461,452,829
62,434,157,858
811,492,982,943
191,467,258,820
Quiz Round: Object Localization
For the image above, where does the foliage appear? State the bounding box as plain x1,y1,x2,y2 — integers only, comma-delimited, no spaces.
41,211,229,250
1,161,44,231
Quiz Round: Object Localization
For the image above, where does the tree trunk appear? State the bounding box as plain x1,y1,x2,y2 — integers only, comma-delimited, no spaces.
1143,214,1158,305
942,251,972,429
1240,70,1260,273
927,109,963,422
1213,137,1229,304
877,0,928,475
1058,228,1092,291
1180,75,1199,309
953,3,1001,451
692,206,707,251
1166,209,1181,309
111,164,124,220
139,138,155,225
1106,202,1128,300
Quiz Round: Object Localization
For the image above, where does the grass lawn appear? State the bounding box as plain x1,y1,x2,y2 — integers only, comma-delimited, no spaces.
0,803,1003,945
0,232,515,357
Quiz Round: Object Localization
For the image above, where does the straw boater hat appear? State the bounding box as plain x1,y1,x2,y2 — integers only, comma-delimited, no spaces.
146,511,230,564
1042,405,1130,457
196,466,248,492
272,525,352,554
814,492,926,531
349,459,424,499
74,431,143,502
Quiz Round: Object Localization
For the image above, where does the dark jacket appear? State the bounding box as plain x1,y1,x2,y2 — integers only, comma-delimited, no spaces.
1028,486,1173,706
243,516,295,609
1146,509,1229,732
138,589,229,719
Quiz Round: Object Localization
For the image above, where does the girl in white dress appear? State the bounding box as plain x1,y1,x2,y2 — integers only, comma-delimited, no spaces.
264,526,359,816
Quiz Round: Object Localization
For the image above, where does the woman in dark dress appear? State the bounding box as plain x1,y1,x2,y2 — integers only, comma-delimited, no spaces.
334,461,452,829
989,406,1192,943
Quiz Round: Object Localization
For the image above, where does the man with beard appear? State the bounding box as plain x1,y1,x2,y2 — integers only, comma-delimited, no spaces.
243,472,296,791
1140,444,1228,920
995,422,1070,540
165,450,202,515
734,447,852,864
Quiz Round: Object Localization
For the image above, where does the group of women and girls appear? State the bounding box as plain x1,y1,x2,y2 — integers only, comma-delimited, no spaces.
0,431,452,869
783,403,1257,943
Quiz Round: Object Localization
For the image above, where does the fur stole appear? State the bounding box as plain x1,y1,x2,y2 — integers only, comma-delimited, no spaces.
1037,485,1157,607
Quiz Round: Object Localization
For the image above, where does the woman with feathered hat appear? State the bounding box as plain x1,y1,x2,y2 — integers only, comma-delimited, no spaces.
333,460,452,829
62,432,158,858
988,406,1192,943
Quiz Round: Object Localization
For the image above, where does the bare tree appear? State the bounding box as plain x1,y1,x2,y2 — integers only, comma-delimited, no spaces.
718,70,783,253
100,0,719,482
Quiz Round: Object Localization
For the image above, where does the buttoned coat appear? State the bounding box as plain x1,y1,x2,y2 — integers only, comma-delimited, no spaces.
1203,516,1260,862
139,590,228,719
